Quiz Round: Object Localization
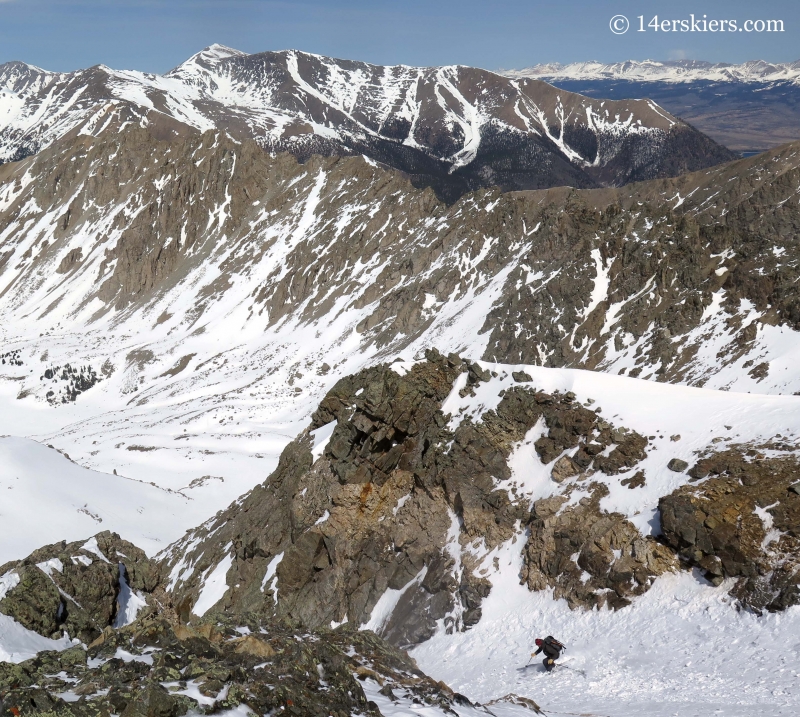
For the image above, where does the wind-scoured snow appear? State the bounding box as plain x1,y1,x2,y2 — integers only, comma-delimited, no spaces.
192,550,233,617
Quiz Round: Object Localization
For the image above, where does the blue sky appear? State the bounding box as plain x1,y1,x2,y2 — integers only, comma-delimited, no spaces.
1,0,798,73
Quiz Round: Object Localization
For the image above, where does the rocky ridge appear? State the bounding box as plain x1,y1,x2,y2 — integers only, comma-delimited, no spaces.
1,616,524,717
2,355,800,713
660,447,800,612
160,350,674,643
0,46,735,202
0,532,161,644
0,125,797,398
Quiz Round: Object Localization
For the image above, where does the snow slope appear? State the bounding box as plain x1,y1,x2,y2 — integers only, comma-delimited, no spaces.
405,363,800,715
0,614,77,664
153,358,800,715
0,436,190,563
412,539,800,717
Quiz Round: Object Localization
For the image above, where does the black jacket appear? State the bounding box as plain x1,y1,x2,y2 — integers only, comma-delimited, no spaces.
534,641,561,659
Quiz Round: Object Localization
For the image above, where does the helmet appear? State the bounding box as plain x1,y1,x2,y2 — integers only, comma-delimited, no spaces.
535,638,543,646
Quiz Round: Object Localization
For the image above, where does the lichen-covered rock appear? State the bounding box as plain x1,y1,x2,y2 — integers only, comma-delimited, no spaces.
551,455,580,483
659,448,800,612
0,616,480,717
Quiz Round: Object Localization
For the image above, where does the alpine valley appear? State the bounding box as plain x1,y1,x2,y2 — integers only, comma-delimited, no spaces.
0,46,799,717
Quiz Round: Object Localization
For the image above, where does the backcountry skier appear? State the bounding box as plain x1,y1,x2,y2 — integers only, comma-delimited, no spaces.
532,635,565,672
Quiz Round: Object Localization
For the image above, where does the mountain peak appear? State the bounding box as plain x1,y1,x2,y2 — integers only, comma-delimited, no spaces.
168,43,248,75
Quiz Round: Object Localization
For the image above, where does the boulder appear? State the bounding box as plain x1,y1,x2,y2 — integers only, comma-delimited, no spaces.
551,455,580,483
0,531,161,643
659,448,800,612
522,484,677,610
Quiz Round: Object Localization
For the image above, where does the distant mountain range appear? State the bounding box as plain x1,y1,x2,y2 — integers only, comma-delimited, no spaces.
504,59,800,84
504,59,800,153
0,46,734,200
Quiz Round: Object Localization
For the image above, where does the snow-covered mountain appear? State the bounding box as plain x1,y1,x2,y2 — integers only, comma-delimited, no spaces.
0,55,798,714
506,58,800,84
0,46,734,200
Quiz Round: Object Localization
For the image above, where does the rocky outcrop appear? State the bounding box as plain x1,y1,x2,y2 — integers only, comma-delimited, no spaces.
522,485,677,610
160,351,673,645
0,532,161,643
0,615,489,717
660,448,800,612
162,351,522,646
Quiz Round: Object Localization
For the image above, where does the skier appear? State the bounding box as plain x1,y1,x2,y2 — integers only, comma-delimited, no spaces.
532,635,565,672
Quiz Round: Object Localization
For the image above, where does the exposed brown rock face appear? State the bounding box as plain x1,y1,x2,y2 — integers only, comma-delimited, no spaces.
155,355,799,636
522,485,677,610
162,351,525,646
0,532,161,643
660,448,800,612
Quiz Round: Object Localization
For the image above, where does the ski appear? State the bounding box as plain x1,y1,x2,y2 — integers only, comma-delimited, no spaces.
555,663,586,677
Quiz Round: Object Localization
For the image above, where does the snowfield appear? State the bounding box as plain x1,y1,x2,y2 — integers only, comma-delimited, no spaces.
0,436,190,563
413,364,800,715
